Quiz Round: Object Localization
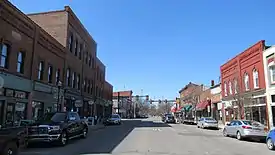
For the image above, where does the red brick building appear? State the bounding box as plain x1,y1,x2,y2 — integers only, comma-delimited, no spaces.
113,91,133,117
220,40,269,125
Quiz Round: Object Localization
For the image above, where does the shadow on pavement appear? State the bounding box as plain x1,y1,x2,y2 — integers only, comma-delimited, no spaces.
135,121,172,128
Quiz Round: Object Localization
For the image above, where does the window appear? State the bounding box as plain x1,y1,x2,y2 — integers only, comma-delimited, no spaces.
244,73,249,91
69,34,73,52
253,69,259,88
83,79,86,92
48,65,53,83
224,82,227,96
269,66,275,84
79,44,82,60
66,68,71,86
88,55,91,67
92,58,95,68
17,51,24,73
72,72,76,88
234,79,238,94
1,44,9,68
87,80,90,93
229,81,232,95
77,74,80,90
38,61,44,80
85,52,88,64
74,39,78,56
55,69,60,85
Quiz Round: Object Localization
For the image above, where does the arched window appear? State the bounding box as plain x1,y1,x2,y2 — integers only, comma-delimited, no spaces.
234,79,238,94
229,81,232,95
253,69,259,88
224,82,227,96
244,73,249,91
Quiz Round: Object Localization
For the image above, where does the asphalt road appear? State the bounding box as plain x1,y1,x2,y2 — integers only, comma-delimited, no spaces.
20,117,274,155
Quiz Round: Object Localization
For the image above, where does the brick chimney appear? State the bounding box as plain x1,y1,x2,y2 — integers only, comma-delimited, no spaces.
211,80,215,87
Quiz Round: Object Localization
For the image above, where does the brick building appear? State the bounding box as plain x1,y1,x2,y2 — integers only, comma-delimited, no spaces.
113,91,133,118
220,40,268,126
0,0,113,126
27,6,112,117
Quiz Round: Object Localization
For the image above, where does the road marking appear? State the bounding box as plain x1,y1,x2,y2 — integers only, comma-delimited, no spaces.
152,128,162,131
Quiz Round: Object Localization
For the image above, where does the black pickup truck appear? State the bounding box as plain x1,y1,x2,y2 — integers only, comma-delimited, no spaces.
28,112,88,146
0,126,28,155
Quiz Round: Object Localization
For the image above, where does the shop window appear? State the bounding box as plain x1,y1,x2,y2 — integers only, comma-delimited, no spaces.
38,61,44,80
48,65,53,83
66,68,71,86
32,101,44,120
17,51,24,73
55,68,60,85
0,43,9,68
269,66,275,84
244,73,249,91
69,33,73,52
253,69,259,88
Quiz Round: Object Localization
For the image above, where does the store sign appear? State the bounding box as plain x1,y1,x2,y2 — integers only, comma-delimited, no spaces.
14,91,27,99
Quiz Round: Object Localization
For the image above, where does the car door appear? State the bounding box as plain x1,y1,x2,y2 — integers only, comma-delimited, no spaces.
67,112,77,137
226,121,236,135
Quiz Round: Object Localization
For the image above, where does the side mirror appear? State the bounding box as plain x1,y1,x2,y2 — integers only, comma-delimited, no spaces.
226,122,231,126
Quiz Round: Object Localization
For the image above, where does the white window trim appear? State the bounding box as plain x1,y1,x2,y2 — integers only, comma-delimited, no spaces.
224,82,227,96
234,79,238,94
269,66,275,84
253,69,259,89
229,81,232,95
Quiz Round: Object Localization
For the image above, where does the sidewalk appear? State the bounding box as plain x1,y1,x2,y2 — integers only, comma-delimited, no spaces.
218,123,225,130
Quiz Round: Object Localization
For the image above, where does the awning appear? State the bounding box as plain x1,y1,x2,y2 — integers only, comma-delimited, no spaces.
196,101,210,111
181,105,192,112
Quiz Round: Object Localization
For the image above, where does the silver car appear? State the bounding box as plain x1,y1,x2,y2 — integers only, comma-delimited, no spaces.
104,114,121,125
197,117,218,129
223,120,267,141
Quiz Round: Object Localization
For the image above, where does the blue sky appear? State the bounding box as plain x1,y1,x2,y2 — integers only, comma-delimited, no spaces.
10,0,275,100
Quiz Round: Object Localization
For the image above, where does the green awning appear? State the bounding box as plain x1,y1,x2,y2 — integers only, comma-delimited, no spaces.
181,105,192,112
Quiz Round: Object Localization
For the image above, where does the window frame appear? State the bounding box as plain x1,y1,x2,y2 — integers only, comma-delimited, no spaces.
253,69,259,89
55,68,60,85
244,73,250,91
17,51,25,73
47,64,53,84
38,61,44,80
66,68,71,86
229,81,232,95
224,82,227,96
0,43,9,69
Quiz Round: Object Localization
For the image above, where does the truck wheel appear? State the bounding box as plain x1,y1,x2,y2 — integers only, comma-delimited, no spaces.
3,142,18,155
58,131,68,146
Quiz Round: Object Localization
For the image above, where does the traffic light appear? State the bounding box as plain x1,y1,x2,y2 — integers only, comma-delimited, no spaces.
145,95,149,101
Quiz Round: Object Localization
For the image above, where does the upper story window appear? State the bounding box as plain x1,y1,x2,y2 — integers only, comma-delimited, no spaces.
17,51,24,73
234,79,238,94
69,34,73,52
79,44,82,60
85,52,88,64
48,65,53,83
55,69,60,85
224,82,227,96
74,39,78,56
253,69,259,89
269,66,275,84
83,78,87,92
77,74,80,90
1,43,9,68
229,81,232,95
87,80,90,93
38,61,44,80
88,55,91,67
66,68,71,86
244,73,249,91
72,72,76,88
92,58,95,68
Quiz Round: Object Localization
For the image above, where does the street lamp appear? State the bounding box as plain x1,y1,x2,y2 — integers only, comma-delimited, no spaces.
57,81,62,112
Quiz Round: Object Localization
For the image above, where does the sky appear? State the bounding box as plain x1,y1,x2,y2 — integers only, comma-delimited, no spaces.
9,0,275,100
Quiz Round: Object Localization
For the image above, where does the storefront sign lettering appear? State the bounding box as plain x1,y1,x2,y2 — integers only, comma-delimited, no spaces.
14,91,27,99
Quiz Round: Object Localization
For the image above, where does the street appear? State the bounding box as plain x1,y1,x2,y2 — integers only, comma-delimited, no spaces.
20,117,273,155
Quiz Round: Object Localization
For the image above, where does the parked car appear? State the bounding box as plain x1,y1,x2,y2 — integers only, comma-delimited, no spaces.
28,112,88,146
197,117,218,129
162,114,176,124
103,114,121,125
0,126,28,155
266,128,275,150
223,120,267,141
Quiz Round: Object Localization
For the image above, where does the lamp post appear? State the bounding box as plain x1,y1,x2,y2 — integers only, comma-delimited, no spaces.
57,81,62,112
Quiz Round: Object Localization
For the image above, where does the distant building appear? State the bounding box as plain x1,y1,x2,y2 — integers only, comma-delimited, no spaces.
113,90,133,118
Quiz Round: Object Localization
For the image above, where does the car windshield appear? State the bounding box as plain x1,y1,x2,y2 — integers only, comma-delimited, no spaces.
111,115,119,118
38,112,67,123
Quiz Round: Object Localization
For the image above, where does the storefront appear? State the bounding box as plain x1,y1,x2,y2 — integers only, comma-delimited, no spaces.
244,96,267,126
32,81,64,120
0,73,32,127
64,88,82,114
